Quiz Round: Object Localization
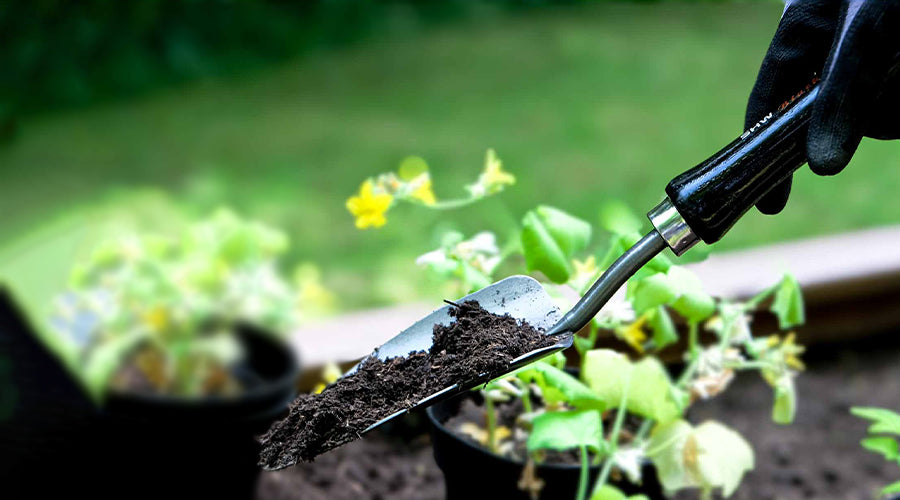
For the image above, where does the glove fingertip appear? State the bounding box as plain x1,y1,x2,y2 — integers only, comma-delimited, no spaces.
755,177,792,215
807,127,856,176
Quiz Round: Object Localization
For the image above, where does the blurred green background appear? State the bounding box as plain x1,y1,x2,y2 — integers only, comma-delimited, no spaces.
2,0,899,324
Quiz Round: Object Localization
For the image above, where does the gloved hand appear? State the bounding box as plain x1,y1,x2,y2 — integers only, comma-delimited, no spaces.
747,0,900,215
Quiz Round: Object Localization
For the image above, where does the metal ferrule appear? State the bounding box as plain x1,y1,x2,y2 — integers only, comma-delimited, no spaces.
647,197,699,256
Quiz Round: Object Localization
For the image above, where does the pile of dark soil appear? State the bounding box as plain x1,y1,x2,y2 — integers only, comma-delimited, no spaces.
257,430,442,500
259,301,557,469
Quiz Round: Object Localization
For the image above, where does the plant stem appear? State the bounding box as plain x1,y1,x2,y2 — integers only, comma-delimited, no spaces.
521,388,533,414
676,357,700,388
729,360,777,371
576,444,589,500
687,320,700,358
591,371,633,497
744,284,777,309
486,396,497,454
633,418,654,443
417,198,480,210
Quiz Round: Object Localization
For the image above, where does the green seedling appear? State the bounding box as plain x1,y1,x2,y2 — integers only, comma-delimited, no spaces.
851,406,900,497
350,157,807,498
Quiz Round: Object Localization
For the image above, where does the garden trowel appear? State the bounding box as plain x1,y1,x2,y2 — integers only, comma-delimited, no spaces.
355,82,821,433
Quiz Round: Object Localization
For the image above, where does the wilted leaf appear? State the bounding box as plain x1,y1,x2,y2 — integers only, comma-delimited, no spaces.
647,420,754,498
645,420,694,492
582,349,681,424
691,421,754,497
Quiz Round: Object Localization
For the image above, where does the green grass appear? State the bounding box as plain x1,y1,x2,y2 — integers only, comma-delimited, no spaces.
2,2,899,320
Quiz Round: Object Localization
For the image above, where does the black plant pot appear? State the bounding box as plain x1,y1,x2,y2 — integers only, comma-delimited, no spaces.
427,393,666,500
95,327,299,499
0,289,299,499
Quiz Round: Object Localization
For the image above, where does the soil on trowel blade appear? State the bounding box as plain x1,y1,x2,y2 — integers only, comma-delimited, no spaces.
259,300,557,469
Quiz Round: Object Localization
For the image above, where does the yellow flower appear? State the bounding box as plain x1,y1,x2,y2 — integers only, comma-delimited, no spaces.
142,306,169,333
617,316,648,353
464,149,515,198
570,256,600,293
573,255,598,277
410,174,437,205
313,361,343,394
346,179,393,229
782,332,806,370
479,149,515,195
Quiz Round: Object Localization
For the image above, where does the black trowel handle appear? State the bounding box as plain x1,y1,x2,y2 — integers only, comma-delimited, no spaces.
665,82,819,245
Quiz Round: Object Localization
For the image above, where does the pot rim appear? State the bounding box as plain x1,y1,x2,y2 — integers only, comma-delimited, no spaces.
105,327,299,409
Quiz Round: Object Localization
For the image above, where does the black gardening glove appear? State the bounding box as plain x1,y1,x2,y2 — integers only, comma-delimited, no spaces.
747,0,900,215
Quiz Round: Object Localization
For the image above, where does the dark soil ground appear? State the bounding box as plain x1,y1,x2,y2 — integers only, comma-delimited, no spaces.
259,301,556,468
258,332,900,500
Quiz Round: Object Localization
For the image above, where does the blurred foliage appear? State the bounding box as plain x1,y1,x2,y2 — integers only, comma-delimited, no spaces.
0,0,742,115
48,208,309,398
1,1,895,318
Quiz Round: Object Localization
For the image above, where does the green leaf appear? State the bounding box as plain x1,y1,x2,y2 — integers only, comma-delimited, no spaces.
521,212,571,283
582,349,681,424
771,273,805,329
520,206,591,283
397,156,429,180
528,409,603,454
851,407,900,436
772,376,796,425
517,362,605,410
882,480,900,496
647,306,678,350
647,420,754,498
666,267,715,322
626,267,713,322
861,437,900,462
590,485,648,500
536,206,592,257
591,485,628,500
598,201,643,235
628,273,677,314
